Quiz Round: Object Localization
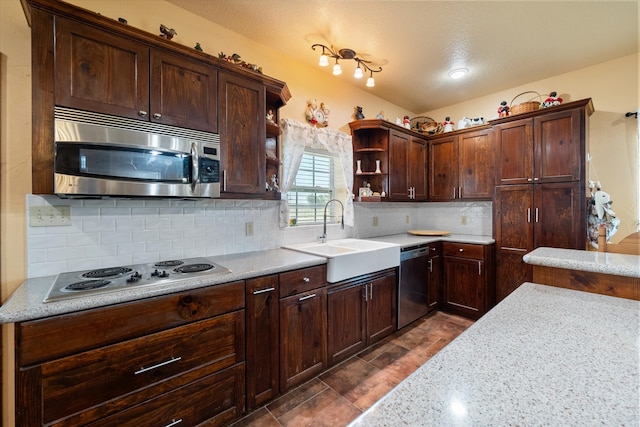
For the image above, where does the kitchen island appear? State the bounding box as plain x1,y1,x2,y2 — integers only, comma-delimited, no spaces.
349,282,639,426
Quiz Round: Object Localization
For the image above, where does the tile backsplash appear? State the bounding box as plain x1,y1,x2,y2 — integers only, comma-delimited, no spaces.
26,195,491,278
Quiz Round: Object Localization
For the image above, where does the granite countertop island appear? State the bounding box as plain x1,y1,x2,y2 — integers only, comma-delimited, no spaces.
349,283,639,426
524,246,640,278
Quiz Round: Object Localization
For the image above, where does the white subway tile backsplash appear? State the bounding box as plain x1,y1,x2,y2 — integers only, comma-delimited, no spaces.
25,196,491,279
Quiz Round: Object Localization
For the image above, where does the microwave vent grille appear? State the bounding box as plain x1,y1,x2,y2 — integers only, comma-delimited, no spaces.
54,106,220,145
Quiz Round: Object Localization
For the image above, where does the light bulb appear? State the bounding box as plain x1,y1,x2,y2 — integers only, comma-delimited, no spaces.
366,76,375,87
319,54,329,67
354,66,363,79
333,62,342,75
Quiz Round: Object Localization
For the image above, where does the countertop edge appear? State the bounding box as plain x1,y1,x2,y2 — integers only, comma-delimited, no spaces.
523,247,640,278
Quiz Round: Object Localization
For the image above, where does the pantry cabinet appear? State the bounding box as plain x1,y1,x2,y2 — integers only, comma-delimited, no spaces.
429,126,495,201
327,269,397,365
15,281,246,426
492,99,593,301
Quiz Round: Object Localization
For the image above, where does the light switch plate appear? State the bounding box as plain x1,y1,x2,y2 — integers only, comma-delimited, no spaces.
30,206,71,227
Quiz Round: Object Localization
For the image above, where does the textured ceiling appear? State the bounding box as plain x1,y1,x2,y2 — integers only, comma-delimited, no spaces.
165,0,638,113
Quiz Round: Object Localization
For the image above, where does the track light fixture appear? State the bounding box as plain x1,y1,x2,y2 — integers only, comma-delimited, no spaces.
312,44,382,87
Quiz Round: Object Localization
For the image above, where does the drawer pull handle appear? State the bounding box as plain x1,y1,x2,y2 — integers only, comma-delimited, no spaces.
302,277,310,283
252,287,275,295
164,419,183,427
135,356,182,375
298,293,316,301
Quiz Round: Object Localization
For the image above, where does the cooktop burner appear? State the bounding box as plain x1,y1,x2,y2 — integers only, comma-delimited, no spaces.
174,263,213,274
82,267,133,279
44,257,231,303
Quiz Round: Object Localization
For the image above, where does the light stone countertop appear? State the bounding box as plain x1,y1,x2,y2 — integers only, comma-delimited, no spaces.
524,247,640,278
365,233,495,248
349,282,640,426
0,249,326,323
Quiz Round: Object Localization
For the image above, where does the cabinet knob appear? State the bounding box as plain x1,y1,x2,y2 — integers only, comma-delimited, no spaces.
138,110,147,117
527,178,533,182
459,248,464,252
153,113,162,119
302,277,310,283
533,177,539,181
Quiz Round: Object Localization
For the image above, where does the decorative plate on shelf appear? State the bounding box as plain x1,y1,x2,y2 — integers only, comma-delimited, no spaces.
407,230,451,236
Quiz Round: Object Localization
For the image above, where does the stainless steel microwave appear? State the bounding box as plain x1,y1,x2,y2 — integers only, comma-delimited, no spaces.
53,107,220,198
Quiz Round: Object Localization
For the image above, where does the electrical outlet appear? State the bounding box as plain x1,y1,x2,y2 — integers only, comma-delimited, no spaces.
245,221,254,236
372,216,379,227
405,215,410,224
30,206,71,227
461,215,468,225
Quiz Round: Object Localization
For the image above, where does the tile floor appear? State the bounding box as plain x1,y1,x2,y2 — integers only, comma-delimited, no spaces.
231,311,474,427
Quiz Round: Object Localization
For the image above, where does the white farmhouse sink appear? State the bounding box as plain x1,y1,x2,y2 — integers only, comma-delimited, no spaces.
283,238,400,283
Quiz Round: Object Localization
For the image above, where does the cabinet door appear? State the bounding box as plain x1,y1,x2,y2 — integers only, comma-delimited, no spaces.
327,284,366,366
409,136,428,200
429,135,458,201
427,250,442,311
459,128,495,199
534,109,583,182
495,119,533,185
534,182,584,249
219,72,266,195
388,131,410,200
443,256,485,319
366,272,397,344
246,275,279,409
55,16,149,120
150,50,217,132
279,288,327,392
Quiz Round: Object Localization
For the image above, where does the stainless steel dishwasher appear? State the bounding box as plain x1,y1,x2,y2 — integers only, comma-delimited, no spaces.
398,244,430,329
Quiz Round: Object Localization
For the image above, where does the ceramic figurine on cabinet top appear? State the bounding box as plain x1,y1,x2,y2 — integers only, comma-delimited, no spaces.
403,115,411,129
159,24,177,40
442,116,455,132
355,106,365,120
497,101,510,117
376,110,386,120
542,91,563,108
194,42,203,52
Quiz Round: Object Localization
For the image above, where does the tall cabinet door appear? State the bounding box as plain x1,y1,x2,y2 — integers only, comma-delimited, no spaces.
534,182,583,248
494,185,534,301
459,128,495,199
534,109,583,182
54,15,150,119
246,275,279,410
408,136,428,201
218,72,266,195
428,135,457,201
388,131,410,200
494,119,533,185
150,50,217,132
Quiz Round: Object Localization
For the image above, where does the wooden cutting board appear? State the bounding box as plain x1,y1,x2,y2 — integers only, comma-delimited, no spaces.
407,230,451,236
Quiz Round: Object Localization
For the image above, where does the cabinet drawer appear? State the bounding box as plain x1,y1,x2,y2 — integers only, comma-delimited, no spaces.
279,265,327,298
84,364,245,427
443,242,484,259
41,311,244,424
17,280,244,366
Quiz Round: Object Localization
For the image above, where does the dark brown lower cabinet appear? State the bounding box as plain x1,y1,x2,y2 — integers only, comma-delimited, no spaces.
442,242,495,319
246,275,279,410
327,269,397,366
279,287,327,393
15,281,245,426
426,243,443,311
